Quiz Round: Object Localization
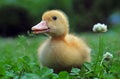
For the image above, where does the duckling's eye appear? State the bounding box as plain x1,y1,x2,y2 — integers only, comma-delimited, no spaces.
52,16,57,20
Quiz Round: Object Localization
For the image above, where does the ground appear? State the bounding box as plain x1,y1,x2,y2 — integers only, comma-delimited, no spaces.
0,26,120,79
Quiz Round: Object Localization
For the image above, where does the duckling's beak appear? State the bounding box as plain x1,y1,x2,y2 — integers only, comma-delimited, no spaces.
31,21,50,34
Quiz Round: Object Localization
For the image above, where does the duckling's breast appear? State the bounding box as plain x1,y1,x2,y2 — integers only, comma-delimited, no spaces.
38,38,82,69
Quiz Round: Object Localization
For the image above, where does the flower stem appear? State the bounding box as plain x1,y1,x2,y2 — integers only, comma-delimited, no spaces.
100,57,105,66
94,33,103,71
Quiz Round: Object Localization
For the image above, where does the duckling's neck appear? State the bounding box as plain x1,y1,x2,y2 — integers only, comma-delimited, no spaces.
51,34,66,41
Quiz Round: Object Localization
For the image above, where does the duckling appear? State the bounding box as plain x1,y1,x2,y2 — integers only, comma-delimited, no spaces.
31,10,91,72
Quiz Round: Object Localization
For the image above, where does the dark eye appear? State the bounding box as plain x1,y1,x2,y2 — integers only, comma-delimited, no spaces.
52,16,57,20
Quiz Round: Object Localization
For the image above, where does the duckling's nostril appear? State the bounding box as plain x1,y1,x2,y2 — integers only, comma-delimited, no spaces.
41,21,47,26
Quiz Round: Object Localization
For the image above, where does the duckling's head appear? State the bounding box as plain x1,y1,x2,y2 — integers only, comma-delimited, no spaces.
32,10,69,37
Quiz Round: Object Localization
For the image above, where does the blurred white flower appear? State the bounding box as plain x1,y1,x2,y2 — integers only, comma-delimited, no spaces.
103,52,113,60
100,52,113,66
92,23,107,32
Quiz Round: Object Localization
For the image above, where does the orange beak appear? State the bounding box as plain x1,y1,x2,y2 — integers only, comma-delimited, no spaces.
31,21,50,34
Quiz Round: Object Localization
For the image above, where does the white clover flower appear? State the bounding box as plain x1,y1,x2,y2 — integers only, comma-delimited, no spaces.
103,52,113,60
92,23,107,32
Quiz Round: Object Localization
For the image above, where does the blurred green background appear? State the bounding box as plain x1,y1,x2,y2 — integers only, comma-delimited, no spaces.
0,1,120,78
0,0,120,37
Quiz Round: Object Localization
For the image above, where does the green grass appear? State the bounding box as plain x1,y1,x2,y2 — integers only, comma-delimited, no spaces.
0,27,120,79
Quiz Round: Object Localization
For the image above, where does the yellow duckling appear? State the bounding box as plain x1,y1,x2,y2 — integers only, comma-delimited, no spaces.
31,10,91,72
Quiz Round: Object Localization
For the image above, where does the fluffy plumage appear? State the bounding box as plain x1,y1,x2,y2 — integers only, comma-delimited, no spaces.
31,10,91,72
